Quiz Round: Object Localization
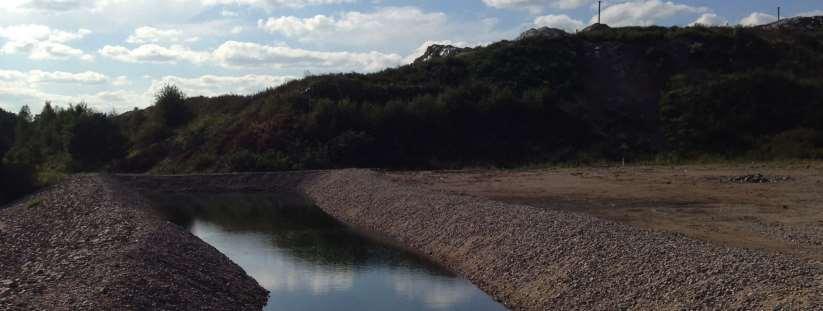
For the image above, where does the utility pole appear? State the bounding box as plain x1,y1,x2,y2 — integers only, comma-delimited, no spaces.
777,6,781,22
598,1,602,24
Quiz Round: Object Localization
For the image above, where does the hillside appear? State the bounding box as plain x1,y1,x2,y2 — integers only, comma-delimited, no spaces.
4,17,823,180
125,18,823,173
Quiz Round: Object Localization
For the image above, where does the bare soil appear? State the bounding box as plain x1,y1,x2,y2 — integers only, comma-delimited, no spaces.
387,162,823,262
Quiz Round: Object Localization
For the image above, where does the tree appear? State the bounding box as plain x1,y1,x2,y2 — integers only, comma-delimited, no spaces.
35,102,62,157
154,84,190,128
0,108,16,158
4,106,37,167
68,112,127,171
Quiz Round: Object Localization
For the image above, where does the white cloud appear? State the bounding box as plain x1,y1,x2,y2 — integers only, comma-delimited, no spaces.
797,10,823,17
258,7,449,48
739,12,776,26
482,0,590,13
100,40,405,72
220,9,239,17
0,69,109,84
112,75,130,86
200,0,355,10
0,24,93,60
98,44,211,64
0,72,298,113
534,14,584,32
148,74,296,97
592,0,709,27
690,13,727,26
212,41,403,71
0,0,102,12
3,0,342,13
126,26,199,44
0,69,144,113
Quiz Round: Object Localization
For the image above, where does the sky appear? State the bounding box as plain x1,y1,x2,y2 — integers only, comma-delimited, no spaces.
0,0,821,113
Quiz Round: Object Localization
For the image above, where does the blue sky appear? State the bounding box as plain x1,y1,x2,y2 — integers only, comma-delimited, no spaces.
0,0,820,113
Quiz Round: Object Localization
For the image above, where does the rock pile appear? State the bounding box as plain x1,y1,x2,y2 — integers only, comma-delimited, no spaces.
726,174,792,184
413,44,470,64
0,176,268,310
581,23,611,32
759,15,823,31
517,27,569,40
305,169,823,310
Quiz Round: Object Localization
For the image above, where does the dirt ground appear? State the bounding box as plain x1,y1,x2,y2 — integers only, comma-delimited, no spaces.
387,162,823,262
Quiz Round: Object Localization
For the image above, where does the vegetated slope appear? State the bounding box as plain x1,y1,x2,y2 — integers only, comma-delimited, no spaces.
118,17,823,173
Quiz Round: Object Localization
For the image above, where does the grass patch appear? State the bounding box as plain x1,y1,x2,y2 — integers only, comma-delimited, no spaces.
26,199,42,208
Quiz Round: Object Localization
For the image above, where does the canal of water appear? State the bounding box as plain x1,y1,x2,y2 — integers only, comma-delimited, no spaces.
149,193,506,311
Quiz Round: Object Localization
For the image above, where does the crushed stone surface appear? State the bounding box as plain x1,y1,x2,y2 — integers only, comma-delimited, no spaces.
305,169,823,310
0,175,268,311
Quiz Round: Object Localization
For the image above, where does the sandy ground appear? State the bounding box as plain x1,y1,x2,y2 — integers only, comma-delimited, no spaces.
387,162,823,262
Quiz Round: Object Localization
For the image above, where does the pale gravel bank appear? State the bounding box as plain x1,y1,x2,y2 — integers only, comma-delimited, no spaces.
11,171,822,310
304,169,823,310
0,175,267,310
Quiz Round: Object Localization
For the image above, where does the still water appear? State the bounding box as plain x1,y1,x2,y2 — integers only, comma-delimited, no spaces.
150,193,506,311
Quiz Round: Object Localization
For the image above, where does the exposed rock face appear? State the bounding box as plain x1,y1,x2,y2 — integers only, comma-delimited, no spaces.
413,44,470,64
517,27,569,40
581,23,611,32
759,15,823,31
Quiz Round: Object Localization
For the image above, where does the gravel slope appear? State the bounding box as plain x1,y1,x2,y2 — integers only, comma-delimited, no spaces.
0,175,267,310
7,171,821,310
304,169,823,310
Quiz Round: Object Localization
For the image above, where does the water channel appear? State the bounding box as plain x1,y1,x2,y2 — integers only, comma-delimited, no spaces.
149,193,506,311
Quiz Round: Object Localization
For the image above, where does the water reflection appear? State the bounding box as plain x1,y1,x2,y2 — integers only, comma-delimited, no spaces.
149,193,506,311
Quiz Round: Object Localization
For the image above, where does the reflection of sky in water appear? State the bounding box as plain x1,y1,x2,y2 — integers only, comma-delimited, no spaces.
188,218,506,311
192,221,355,294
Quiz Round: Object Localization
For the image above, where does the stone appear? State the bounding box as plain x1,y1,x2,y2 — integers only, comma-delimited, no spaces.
412,44,470,64
759,16,823,32
516,27,569,40
581,23,611,32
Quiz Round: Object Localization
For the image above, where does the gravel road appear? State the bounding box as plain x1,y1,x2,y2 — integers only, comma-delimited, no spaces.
0,175,267,310
305,169,823,310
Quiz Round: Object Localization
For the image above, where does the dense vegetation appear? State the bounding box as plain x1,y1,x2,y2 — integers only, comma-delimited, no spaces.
117,24,822,173
3,21,823,203
0,104,126,203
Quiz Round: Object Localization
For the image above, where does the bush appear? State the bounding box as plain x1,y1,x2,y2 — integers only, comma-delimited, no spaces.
660,71,821,155
0,163,37,204
757,128,823,159
154,84,190,128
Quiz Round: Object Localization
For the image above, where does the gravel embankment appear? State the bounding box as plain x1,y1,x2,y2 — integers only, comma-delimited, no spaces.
304,169,823,310
0,175,268,310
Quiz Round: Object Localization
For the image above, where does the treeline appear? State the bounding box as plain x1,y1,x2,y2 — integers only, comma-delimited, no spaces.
116,25,823,173
0,103,126,204
661,71,823,158
3,24,823,195
118,37,586,172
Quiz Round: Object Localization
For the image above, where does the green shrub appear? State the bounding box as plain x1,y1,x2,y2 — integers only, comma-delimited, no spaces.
0,163,36,204
154,85,190,128
757,128,823,159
